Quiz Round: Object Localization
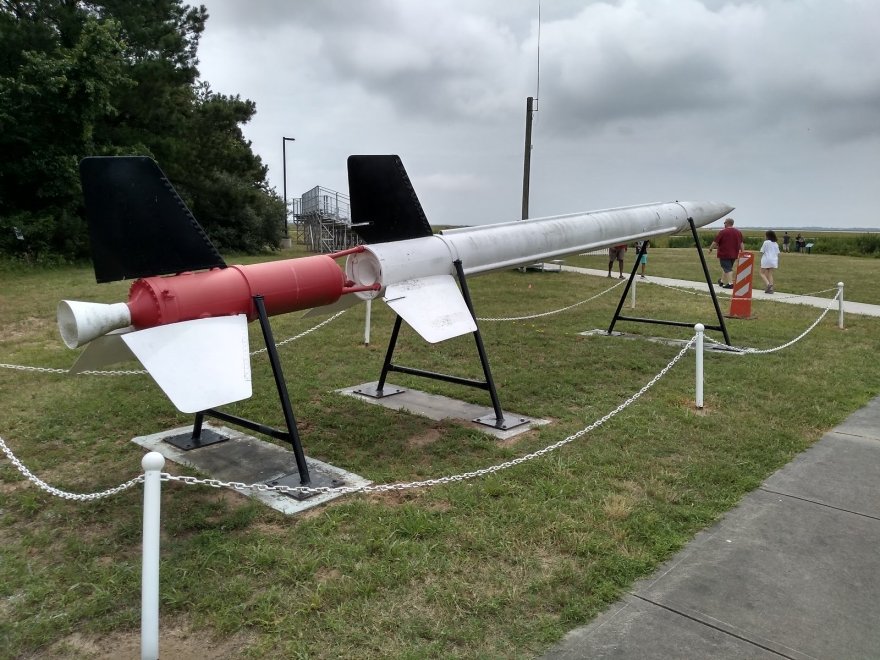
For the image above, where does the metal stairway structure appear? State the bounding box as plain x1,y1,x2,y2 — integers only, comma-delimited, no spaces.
294,186,361,254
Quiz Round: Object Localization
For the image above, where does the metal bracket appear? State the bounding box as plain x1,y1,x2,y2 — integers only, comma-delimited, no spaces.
473,415,530,431
163,428,229,451
353,385,407,399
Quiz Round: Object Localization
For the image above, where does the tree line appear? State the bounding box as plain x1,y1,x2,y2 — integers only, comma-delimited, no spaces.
0,0,284,262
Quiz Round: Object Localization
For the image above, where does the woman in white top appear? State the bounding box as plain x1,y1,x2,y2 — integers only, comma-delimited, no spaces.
759,230,780,294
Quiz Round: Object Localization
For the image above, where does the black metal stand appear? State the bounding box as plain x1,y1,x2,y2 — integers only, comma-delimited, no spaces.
164,295,313,487
357,260,525,430
607,220,732,345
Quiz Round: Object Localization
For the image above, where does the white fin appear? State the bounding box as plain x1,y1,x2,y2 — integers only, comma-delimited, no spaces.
120,315,252,413
69,329,138,372
384,275,476,343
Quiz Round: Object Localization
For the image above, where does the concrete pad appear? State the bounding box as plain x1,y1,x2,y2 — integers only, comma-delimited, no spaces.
579,329,743,354
631,489,880,659
133,424,370,515
543,594,782,659
763,432,880,517
336,382,549,440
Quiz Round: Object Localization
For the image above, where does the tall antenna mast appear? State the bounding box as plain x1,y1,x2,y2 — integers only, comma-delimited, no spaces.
521,0,541,220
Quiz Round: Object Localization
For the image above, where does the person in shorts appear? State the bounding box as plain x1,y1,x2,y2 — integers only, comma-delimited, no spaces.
634,240,649,278
607,244,627,279
708,217,743,289
759,230,780,293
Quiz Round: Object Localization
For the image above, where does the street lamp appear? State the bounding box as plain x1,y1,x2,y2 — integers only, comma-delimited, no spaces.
282,136,295,242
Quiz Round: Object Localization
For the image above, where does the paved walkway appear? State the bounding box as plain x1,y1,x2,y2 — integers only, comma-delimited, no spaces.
543,396,880,659
561,266,880,318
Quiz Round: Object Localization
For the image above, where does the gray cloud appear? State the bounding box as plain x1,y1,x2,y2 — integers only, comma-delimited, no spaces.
196,0,880,229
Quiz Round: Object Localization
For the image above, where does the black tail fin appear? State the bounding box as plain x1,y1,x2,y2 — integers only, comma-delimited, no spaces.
347,155,434,243
80,156,225,283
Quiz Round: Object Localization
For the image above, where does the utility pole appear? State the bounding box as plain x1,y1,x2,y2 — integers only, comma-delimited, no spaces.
281,136,295,247
521,97,535,220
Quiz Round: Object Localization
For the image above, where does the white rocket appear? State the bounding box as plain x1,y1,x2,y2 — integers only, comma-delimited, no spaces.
343,195,732,342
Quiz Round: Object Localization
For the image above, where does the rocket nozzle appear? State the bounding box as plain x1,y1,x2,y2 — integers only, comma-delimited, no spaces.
58,300,132,348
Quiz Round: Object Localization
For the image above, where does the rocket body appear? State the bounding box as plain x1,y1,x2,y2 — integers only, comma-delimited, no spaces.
56,250,372,414
341,200,733,345
59,254,351,349
127,255,347,330
345,201,733,296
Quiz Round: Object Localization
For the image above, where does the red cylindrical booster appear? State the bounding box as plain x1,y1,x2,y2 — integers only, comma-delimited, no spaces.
127,255,346,329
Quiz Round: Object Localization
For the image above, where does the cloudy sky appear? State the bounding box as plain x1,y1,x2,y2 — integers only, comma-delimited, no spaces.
196,0,879,230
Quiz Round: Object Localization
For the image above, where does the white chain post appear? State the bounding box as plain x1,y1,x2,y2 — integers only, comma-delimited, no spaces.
695,323,704,409
631,277,636,309
364,298,372,346
141,452,165,660
838,282,845,329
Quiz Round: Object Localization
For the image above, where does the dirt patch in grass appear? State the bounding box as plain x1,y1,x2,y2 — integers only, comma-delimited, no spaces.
1,316,55,340
46,623,255,659
407,427,442,448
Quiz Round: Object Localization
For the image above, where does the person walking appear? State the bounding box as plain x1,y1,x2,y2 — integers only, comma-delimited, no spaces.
782,231,791,253
608,244,627,279
759,230,780,293
634,240,649,278
708,217,743,289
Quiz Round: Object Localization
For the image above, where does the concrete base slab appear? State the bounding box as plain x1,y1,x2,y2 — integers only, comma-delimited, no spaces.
579,329,742,353
337,382,549,440
132,424,370,515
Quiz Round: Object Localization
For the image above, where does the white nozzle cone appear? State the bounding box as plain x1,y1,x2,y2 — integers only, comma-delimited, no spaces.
58,300,132,348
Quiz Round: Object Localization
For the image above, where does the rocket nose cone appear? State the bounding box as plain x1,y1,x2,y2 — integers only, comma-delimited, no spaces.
680,202,735,228
713,203,735,219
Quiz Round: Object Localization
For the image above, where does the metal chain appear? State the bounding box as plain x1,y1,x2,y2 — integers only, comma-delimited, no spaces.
0,435,144,501
0,363,69,374
762,287,838,301
650,279,838,302
250,310,347,355
161,337,697,496
0,338,693,501
704,289,840,354
1,310,348,375
477,280,625,322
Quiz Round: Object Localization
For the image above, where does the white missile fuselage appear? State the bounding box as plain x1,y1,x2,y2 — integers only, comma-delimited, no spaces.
344,200,733,343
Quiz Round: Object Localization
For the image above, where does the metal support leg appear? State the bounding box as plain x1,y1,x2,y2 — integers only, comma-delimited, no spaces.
453,260,506,428
192,412,204,440
253,295,311,485
690,218,732,345
355,261,524,430
377,315,404,393
607,244,645,334
605,224,732,345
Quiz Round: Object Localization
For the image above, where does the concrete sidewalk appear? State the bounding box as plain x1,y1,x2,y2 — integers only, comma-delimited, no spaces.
542,395,880,659
561,266,880,318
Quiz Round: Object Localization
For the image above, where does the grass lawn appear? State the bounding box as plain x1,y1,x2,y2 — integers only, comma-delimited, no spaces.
2,247,880,658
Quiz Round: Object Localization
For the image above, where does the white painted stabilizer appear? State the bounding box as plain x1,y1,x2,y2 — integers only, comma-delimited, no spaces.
122,315,252,413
